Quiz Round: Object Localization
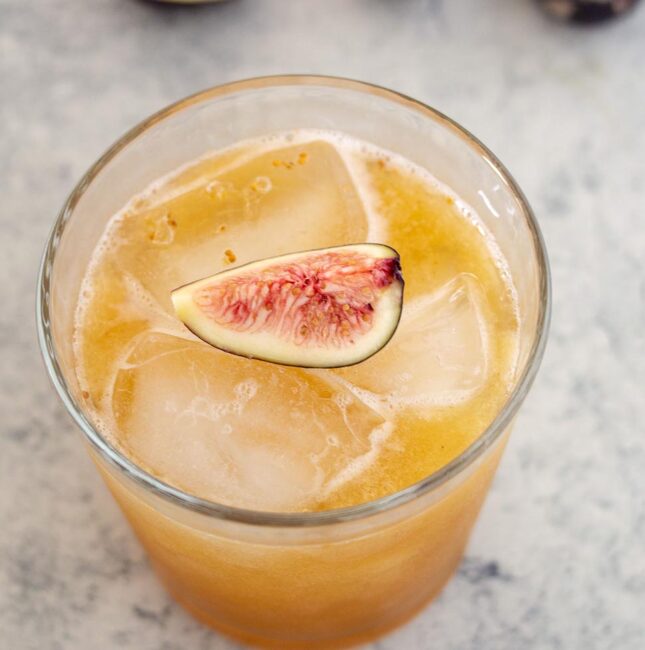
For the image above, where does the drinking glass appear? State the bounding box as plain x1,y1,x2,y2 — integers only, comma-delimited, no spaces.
37,76,550,649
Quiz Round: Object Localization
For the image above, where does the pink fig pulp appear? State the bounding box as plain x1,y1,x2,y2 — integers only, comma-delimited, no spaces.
171,243,404,367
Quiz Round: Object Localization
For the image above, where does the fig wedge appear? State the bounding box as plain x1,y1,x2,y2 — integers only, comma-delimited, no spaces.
171,243,404,367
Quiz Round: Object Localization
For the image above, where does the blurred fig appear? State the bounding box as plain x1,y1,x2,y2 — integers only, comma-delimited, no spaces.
538,0,641,23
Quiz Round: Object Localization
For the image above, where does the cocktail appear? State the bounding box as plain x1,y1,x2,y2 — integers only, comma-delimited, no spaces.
38,77,549,648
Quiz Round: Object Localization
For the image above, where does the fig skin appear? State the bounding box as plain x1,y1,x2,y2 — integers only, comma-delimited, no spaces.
171,243,404,368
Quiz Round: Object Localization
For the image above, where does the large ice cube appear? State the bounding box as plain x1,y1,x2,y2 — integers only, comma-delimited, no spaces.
330,274,491,413
113,140,371,314
111,332,389,511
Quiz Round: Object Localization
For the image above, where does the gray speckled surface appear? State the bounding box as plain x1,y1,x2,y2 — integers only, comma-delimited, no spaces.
1,1,644,649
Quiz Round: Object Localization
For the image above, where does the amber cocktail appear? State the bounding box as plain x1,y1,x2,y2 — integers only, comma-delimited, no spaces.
38,77,549,649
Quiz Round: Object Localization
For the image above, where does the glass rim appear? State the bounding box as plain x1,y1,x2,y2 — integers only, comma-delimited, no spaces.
36,75,551,528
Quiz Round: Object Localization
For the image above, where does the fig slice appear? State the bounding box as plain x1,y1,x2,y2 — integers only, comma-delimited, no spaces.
171,243,404,368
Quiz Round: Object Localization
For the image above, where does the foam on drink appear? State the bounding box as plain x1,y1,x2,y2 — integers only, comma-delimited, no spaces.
74,130,520,512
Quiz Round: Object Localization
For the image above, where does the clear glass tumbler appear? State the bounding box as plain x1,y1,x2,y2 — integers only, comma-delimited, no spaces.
37,76,550,649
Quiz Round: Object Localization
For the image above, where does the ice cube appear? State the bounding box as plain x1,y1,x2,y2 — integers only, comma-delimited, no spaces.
111,332,389,511
75,266,195,407
174,140,370,282
329,274,491,413
113,140,371,314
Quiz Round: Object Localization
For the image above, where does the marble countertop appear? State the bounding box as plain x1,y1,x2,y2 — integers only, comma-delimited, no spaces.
2,1,644,648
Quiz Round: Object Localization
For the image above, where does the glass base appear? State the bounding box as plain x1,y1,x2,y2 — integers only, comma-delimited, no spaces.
165,567,458,649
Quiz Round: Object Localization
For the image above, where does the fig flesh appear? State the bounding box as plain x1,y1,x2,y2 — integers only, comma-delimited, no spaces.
171,244,404,367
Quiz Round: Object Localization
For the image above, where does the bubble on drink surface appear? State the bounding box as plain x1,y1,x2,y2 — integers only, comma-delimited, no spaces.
249,176,272,194
146,213,176,245
206,179,233,200
234,379,258,401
